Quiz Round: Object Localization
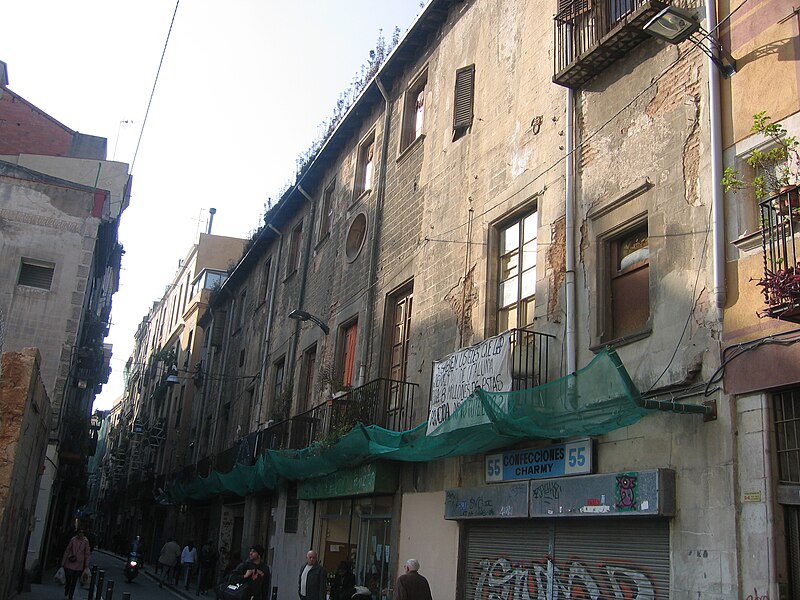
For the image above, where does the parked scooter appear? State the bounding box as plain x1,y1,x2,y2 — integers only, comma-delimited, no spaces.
124,550,140,582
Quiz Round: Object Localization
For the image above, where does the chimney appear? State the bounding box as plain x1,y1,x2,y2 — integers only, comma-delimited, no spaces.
207,208,216,234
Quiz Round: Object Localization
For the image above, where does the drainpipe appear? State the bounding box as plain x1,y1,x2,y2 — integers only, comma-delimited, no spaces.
255,224,284,426
360,76,393,385
290,185,317,388
706,0,726,321
565,82,577,376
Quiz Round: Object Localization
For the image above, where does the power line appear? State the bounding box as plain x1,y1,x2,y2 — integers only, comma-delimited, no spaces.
130,0,180,174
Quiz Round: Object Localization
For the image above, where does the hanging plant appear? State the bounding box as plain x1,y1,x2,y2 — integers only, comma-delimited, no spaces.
754,262,800,309
722,112,800,201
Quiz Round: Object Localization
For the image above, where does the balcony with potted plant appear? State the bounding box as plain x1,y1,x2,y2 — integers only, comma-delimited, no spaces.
723,112,800,322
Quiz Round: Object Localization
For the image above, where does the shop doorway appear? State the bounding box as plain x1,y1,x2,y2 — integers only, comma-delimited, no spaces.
355,517,391,600
318,496,393,600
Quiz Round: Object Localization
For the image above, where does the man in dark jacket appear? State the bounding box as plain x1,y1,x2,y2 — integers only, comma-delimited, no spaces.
298,550,327,600
393,559,432,600
217,544,269,600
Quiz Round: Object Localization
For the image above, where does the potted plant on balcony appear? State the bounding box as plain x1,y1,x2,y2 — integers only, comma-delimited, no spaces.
722,111,800,212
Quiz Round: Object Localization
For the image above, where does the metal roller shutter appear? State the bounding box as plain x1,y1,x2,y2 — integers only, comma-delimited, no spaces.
554,518,670,599
463,521,550,600
463,518,670,600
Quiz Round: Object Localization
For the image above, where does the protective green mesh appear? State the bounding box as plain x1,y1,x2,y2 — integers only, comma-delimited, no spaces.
168,348,649,502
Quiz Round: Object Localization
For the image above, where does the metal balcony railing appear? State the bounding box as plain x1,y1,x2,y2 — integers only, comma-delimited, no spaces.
759,188,800,322
510,328,555,390
329,378,419,434
553,0,668,88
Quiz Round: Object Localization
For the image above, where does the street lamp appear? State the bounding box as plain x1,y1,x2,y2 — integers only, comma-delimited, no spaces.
643,6,737,78
165,365,180,385
288,309,330,335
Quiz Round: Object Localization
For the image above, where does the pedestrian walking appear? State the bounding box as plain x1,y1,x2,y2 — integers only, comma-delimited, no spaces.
158,537,182,587
182,540,198,590
393,558,432,600
61,528,91,600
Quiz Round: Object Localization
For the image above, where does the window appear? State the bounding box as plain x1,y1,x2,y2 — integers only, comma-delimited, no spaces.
774,388,800,485
345,212,368,262
273,357,286,399
18,259,55,290
386,284,413,383
497,211,538,331
401,68,428,151
319,180,335,241
453,64,475,140
340,321,358,388
236,289,247,330
354,133,376,198
300,345,317,411
261,258,272,304
288,221,303,274
604,223,650,341
284,482,299,533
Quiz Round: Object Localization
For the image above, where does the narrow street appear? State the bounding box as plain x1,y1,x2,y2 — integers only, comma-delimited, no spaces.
14,550,189,600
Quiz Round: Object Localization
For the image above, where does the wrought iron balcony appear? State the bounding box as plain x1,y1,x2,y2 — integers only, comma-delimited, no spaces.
759,188,800,323
329,378,419,435
553,0,668,88
509,328,555,390
252,378,419,456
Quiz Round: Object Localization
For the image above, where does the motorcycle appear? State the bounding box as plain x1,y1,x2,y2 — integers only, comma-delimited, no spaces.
124,551,140,582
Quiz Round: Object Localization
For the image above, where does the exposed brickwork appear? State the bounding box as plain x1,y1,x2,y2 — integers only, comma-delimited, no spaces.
0,90,73,156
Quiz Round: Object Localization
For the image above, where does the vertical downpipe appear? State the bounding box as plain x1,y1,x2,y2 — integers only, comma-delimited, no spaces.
706,0,726,323
565,23,577,378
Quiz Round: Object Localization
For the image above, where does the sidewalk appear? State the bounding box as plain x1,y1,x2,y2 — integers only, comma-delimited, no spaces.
11,550,198,600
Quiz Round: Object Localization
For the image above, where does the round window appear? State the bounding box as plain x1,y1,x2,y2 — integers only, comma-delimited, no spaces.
345,212,368,262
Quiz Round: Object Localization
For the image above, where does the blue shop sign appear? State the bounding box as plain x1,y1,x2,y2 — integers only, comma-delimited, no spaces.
485,438,593,482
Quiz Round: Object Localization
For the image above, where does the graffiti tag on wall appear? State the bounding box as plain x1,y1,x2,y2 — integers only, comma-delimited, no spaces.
473,557,658,600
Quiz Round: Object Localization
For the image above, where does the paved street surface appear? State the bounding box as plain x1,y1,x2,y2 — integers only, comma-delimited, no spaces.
13,550,191,600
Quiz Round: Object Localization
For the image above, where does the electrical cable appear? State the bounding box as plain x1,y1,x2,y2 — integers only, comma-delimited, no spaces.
130,0,180,174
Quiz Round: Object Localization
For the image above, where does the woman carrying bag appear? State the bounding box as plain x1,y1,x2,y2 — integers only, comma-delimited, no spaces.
61,528,91,600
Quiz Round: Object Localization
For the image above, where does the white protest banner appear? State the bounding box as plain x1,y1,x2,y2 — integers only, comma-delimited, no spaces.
427,331,513,435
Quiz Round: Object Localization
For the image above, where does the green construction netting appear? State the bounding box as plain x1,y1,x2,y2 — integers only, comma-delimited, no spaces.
167,348,651,502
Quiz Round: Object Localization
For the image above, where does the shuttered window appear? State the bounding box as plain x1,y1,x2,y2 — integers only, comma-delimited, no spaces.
18,260,55,290
556,0,592,21
453,64,475,138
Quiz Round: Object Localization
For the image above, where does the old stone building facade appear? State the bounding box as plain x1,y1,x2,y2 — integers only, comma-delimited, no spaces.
101,1,800,598
0,64,131,579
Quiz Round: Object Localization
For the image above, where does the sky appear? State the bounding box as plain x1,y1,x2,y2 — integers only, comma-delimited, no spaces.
1,0,426,411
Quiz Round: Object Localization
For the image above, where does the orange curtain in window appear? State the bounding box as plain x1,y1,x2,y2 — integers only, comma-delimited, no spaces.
342,322,358,387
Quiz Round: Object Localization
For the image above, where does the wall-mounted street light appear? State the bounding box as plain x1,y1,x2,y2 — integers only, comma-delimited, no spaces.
643,6,737,78
288,309,330,335
165,365,180,385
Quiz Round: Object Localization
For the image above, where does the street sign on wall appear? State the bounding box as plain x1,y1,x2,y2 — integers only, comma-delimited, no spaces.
485,438,593,483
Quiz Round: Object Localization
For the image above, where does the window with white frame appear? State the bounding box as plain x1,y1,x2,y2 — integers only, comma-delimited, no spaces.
354,133,376,199
497,210,538,331
401,68,428,151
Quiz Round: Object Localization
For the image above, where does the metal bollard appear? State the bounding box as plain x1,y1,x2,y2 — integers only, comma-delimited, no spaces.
96,570,106,600
105,579,115,600
88,565,98,600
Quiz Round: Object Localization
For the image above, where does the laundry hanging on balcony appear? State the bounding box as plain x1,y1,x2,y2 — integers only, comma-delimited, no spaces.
167,347,652,502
